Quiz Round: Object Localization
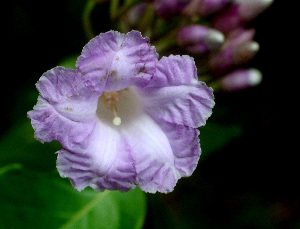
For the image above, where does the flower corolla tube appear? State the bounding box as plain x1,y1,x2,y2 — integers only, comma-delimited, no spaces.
28,31,215,193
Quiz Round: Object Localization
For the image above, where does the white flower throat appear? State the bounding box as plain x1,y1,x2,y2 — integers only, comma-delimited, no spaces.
97,87,141,127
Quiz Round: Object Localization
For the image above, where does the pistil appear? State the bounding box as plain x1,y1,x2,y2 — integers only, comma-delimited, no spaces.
102,91,122,126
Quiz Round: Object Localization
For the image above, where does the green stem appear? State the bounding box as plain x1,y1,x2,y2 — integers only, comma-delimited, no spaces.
110,0,140,22
110,0,120,20
152,28,179,53
207,79,222,91
82,0,97,40
154,39,177,54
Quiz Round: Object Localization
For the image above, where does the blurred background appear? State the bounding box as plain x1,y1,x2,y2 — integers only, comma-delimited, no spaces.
1,0,298,228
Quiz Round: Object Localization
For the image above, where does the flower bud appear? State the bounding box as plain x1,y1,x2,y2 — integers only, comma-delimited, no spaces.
184,0,231,17
223,28,255,49
236,0,273,21
232,41,259,65
209,29,259,74
177,25,225,54
220,68,262,91
127,3,148,28
212,0,273,33
153,0,191,19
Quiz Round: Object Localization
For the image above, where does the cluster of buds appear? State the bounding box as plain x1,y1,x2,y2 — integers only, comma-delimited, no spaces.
116,0,272,92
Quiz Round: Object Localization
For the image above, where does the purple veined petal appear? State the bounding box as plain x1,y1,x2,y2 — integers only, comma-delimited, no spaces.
57,119,137,192
120,112,179,193
159,121,201,177
56,87,179,193
33,66,98,122
138,83,214,128
146,55,198,87
56,84,202,193
27,67,99,149
138,55,215,128
76,30,158,92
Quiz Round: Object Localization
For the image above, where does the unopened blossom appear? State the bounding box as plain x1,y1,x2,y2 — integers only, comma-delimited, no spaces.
177,25,224,54
220,68,262,91
212,0,273,33
28,31,214,193
209,29,259,75
127,3,148,28
153,0,190,19
184,0,231,17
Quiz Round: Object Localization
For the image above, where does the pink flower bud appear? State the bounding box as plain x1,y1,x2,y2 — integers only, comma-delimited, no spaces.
177,25,224,54
198,0,231,16
236,0,273,21
220,68,262,91
212,0,273,33
184,0,230,16
127,3,148,28
209,29,259,74
153,0,191,19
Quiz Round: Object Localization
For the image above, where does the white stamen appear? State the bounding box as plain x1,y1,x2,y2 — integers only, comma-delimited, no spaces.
113,116,122,126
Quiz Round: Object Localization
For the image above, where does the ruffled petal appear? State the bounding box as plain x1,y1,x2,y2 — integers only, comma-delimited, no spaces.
57,112,182,193
137,84,214,128
57,120,137,192
120,113,179,193
76,30,158,92
138,55,215,128
27,67,98,148
157,121,201,177
146,55,198,87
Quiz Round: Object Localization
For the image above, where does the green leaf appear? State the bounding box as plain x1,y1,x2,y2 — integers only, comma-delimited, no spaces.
0,120,59,172
0,168,146,229
200,122,242,159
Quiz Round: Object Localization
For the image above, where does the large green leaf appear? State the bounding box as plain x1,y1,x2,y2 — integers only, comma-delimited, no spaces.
200,122,242,159
0,168,146,229
0,120,59,172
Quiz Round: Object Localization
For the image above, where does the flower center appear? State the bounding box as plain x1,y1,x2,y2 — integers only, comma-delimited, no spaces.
96,87,142,127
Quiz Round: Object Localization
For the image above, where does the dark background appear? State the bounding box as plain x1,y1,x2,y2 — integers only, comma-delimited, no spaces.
2,0,298,228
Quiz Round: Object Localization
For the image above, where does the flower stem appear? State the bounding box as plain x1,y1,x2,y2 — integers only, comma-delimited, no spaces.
82,0,98,40
110,0,140,22
153,29,178,54
110,0,120,20
207,79,222,91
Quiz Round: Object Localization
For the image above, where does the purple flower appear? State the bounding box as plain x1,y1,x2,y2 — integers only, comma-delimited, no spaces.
28,31,214,193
